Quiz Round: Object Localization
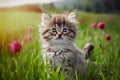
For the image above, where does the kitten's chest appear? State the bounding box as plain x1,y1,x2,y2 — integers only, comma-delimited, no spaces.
43,49,76,68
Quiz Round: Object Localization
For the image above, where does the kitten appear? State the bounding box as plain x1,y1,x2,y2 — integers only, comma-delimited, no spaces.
39,12,94,75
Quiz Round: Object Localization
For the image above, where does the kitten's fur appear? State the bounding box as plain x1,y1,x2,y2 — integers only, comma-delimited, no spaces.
39,12,94,75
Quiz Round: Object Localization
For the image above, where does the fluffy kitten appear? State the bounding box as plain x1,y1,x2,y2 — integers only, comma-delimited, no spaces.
39,12,94,75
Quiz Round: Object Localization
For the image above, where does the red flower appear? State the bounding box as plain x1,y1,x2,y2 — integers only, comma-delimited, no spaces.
98,22,105,29
9,40,22,54
91,22,97,28
106,34,111,41
29,27,32,33
24,35,31,43
0,44,2,51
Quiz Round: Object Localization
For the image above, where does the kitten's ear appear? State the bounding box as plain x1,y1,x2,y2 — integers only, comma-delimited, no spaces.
67,12,77,23
41,13,51,22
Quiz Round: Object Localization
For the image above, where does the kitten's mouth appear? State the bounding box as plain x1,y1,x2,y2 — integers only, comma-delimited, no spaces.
56,37,63,40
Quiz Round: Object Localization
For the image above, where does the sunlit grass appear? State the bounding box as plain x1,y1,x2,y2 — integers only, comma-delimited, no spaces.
0,11,120,80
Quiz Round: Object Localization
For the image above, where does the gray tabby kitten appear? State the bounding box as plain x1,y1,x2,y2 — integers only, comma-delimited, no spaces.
39,12,94,75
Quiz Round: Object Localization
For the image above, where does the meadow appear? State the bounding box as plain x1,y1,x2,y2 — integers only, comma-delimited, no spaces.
0,11,120,80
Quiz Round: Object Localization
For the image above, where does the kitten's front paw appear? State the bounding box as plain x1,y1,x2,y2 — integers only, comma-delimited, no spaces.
83,43,94,59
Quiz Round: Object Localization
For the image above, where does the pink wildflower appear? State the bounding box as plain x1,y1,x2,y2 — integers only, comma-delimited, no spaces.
9,40,22,54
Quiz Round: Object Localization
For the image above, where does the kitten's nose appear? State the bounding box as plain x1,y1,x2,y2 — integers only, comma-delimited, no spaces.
57,32,62,38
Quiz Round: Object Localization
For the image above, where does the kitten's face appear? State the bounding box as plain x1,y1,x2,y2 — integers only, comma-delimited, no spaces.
40,12,77,45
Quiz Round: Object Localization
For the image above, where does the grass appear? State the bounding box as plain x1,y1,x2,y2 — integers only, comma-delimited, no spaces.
0,11,120,80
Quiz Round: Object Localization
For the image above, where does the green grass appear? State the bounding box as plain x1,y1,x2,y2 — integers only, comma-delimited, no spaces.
0,11,120,80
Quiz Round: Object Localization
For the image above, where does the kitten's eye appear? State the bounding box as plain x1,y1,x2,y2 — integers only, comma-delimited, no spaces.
52,28,57,33
63,28,67,33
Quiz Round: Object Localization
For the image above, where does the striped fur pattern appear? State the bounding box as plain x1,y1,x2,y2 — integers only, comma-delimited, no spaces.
39,12,91,75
